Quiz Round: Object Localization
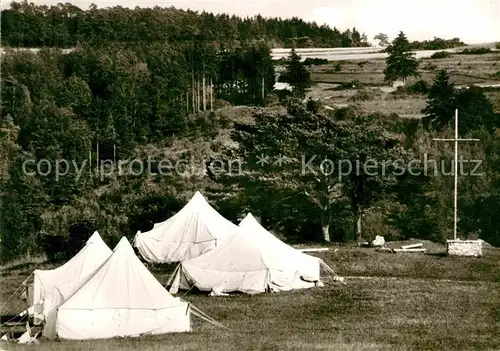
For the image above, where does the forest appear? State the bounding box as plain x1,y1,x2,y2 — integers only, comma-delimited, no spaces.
0,1,370,48
0,2,499,263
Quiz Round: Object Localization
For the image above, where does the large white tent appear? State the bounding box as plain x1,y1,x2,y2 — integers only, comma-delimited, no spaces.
168,213,325,295
30,231,112,334
55,237,191,340
134,191,237,263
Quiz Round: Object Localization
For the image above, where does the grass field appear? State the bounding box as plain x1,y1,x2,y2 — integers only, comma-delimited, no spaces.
1,244,499,350
302,52,500,118
1,49,500,351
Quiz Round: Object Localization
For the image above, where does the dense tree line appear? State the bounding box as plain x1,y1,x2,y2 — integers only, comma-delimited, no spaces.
1,1,370,48
410,37,465,50
376,33,465,50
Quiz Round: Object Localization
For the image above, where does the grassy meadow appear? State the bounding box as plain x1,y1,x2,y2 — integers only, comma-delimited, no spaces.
304,52,500,118
1,243,499,350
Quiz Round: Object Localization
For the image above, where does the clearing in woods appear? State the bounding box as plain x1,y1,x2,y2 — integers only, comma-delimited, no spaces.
292,51,500,118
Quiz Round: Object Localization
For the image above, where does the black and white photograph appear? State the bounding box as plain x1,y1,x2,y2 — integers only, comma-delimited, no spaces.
0,0,499,349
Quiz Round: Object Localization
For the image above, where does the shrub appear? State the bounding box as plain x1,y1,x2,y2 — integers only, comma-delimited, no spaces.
41,235,68,262
276,89,293,102
306,98,321,113
303,58,328,66
277,72,288,82
334,62,342,72
331,80,363,91
273,58,287,65
430,51,452,59
406,80,429,94
423,63,438,71
389,86,408,99
457,48,492,55
349,88,381,102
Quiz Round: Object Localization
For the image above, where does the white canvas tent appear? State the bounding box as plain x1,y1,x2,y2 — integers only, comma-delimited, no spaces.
55,236,191,340
30,231,112,335
168,213,325,295
134,191,237,263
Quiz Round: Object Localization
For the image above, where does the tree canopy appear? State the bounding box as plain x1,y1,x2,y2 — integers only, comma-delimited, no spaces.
281,48,311,99
384,31,420,84
231,102,408,242
1,1,370,48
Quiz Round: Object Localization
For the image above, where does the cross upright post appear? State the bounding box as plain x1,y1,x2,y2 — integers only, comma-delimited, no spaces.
433,109,480,240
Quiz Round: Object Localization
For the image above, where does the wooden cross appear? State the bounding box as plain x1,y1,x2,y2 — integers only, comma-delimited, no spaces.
433,109,480,240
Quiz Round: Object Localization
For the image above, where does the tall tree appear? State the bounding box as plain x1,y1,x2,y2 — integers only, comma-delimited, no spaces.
232,102,406,242
421,69,456,131
374,33,389,46
455,86,498,135
422,70,498,134
282,48,311,99
384,31,420,84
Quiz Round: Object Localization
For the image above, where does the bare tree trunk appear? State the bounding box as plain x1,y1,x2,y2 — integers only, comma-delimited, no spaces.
322,223,330,242
261,76,265,101
202,75,206,111
186,91,189,113
210,77,213,111
197,79,200,112
322,197,331,242
191,70,195,113
96,141,99,170
354,206,363,242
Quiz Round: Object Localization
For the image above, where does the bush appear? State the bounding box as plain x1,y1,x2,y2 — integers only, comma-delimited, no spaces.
423,63,438,71
390,86,409,99
349,88,381,102
406,80,429,94
457,48,492,55
41,235,69,262
303,58,328,66
275,89,293,102
430,51,452,59
334,62,342,72
40,220,100,262
496,42,500,50
272,58,287,66
264,92,281,106
306,98,321,113
331,80,363,91
277,72,288,82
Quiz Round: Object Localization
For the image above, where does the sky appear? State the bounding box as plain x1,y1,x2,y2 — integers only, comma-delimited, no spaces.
1,0,499,44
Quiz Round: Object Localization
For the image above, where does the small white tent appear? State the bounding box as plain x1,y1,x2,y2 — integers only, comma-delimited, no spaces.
168,213,324,295
56,237,191,340
134,191,237,263
30,231,112,331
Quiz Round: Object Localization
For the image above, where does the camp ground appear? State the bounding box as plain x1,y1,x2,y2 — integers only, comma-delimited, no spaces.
0,192,339,343
1,190,499,349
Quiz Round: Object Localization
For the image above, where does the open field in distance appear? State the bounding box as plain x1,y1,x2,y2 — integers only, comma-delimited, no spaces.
294,52,500,118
